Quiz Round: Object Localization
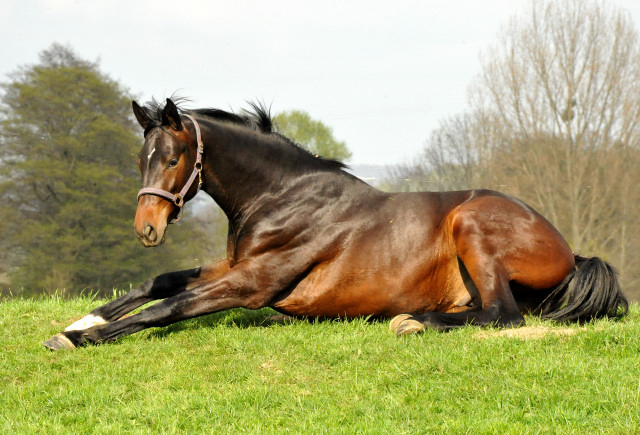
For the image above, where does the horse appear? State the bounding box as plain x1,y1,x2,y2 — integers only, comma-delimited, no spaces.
44,98,628,350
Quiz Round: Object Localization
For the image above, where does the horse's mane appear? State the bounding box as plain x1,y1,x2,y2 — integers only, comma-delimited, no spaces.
140,97,348,171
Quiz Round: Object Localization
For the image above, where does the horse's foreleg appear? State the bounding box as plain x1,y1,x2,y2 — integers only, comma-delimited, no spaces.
54,260,230,336
44,260,277,350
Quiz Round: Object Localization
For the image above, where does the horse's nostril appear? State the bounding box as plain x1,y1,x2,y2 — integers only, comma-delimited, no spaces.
143,224,157,242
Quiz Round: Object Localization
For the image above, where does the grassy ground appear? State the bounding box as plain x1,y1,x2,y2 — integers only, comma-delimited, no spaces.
1,296,639,434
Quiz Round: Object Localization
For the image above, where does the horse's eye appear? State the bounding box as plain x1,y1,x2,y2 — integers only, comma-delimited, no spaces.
167,158,179,168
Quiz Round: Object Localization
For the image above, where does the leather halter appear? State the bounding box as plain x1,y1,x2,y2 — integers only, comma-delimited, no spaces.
137,114,204,223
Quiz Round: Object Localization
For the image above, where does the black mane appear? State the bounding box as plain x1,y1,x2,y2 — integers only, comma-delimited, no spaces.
141,97,272,133
140,98,348,171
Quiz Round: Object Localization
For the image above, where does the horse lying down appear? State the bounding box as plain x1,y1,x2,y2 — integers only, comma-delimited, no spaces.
44,98,628,350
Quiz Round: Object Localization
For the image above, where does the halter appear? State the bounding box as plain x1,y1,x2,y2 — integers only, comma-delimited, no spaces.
137,114,204,223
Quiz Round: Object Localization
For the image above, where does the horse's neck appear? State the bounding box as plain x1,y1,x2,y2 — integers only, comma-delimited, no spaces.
200,122,310,220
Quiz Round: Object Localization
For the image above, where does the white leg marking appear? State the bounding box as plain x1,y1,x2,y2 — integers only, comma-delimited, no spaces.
65,314,107,331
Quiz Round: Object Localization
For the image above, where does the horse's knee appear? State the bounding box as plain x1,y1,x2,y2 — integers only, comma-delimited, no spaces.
243,292,273,309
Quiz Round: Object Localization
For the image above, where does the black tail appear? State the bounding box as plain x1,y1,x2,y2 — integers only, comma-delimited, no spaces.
538,256,629,322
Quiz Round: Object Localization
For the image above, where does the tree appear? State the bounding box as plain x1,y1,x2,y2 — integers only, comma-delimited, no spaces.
274,110,352,161
392,0,640,299
383,113,486,192
470,0,640,298
0,44,209,295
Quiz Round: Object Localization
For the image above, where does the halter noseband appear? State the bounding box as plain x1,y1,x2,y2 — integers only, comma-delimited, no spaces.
137,114,204,223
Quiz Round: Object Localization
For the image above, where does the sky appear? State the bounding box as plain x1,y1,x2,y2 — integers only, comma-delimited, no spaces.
2,0,640,166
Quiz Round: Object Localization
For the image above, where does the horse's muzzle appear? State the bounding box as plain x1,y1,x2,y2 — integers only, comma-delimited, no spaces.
137,223,159,246
134,197,171,247
135,222,168,247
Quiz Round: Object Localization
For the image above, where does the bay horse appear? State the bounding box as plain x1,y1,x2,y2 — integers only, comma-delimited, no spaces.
44,98,628,350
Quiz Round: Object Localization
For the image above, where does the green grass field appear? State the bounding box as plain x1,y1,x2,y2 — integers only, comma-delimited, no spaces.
1,296,639,434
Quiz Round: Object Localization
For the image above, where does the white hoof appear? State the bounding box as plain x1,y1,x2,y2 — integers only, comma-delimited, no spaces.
396,319,426,336
44,333,76,351
389,314,412,332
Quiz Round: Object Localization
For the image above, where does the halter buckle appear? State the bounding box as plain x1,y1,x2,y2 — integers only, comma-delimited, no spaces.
173,194,184,208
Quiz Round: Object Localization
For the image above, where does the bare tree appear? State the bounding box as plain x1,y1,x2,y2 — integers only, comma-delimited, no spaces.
469,0,640,298
384,112,489,192
391,0,640,299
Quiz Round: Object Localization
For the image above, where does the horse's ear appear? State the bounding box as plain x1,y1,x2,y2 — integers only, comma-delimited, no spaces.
132,101,151,130
162,98,182,131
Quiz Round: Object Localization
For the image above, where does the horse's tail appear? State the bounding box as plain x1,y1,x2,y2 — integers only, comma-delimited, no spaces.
537,255,629,322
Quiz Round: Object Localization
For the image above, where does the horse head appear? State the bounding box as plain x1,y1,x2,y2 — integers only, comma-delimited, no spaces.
132,98,203,247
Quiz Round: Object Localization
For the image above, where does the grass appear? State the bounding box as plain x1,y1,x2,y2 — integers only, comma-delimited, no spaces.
1,296,639,434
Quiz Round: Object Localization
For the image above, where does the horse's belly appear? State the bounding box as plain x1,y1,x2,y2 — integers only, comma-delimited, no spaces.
271,193,476,318
271,255,473,319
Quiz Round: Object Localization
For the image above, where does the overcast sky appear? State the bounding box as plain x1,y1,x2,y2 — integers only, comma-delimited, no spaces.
3,0,640,166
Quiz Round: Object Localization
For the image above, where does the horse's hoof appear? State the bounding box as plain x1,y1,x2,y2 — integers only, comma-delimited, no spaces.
43,333,76,351
395,319,426,336
389,314,412,332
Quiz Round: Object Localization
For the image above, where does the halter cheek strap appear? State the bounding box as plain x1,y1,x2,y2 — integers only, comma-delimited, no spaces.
137,114,204,223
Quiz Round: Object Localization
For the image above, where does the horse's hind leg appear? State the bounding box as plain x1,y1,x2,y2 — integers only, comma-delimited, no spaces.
396,258,524,335
396,204,528,334
51,260,230,344
396,255,523,335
